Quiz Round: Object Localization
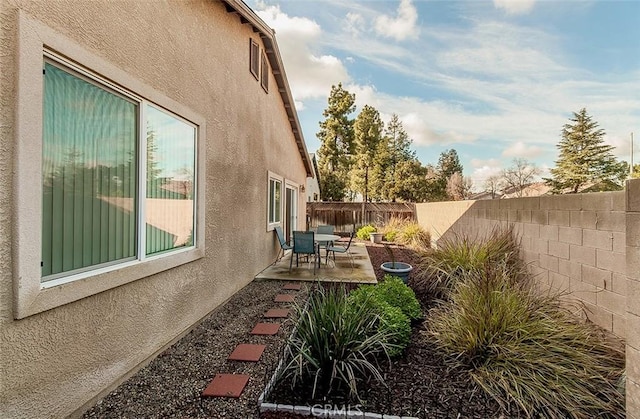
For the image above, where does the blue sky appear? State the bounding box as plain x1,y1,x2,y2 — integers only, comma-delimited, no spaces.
247,0,639,190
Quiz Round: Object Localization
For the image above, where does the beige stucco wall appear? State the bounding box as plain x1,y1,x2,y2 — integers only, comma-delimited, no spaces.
0,1,308,417
414,200,475,245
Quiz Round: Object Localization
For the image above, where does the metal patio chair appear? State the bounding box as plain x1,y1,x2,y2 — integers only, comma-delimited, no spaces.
316,224,335,258
325,231,355,268
273,225,292,264
289,231,320,274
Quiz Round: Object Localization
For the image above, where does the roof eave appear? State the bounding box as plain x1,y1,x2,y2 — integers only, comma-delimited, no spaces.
220,0,315,178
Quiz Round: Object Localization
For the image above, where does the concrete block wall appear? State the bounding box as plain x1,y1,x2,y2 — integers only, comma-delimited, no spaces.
626,180,640,418
417,180,640,418
416,190,627,338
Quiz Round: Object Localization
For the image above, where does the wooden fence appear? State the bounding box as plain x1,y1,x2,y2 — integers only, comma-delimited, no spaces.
306,202,416,233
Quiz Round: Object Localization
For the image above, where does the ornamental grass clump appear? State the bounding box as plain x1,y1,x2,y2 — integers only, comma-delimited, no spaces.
428,264,625,418
379,217,431,250
411,225,525,301
281,284,396,401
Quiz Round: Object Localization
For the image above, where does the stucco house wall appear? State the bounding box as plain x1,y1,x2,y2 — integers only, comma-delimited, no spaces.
0,1,312,417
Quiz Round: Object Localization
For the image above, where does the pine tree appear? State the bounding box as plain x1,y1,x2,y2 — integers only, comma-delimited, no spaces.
546,108,625,193
350,105,383,202
316,83,356,201
380,114,416,201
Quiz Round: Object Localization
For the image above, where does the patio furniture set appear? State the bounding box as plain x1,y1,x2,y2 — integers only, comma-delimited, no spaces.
274,225,354,274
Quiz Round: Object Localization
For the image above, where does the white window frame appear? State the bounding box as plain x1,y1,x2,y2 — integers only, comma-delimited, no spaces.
267,171,283,231
13,12,206,318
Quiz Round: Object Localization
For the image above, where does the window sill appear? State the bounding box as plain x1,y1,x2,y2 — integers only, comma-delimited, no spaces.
14,247,204,319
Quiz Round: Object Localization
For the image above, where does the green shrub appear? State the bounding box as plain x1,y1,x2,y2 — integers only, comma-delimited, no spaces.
428,266,625,418
281,284,395,401
410,225,525,301
377,275,421,320
356,224,376,241
348,280,416,357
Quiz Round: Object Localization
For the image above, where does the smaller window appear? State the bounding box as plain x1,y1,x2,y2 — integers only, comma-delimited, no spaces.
267,173,282,228
250,39,259,80
260,50,269,92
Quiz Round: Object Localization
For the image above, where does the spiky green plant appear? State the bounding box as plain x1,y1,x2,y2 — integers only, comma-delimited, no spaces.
281,284,395,401
428,265,625,418
410,225,525,301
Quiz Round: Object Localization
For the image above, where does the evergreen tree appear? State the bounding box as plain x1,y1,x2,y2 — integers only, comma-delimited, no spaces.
350,105,383,202
394,159,429,202
316,83,356,201
545,108,625,193
379,114,416,201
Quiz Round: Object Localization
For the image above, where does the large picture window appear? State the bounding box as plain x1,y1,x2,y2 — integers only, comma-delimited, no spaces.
14,16,205,318
42,59,196,282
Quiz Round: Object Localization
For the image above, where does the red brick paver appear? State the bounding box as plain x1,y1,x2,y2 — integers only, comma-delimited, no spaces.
251,322,281,335
228,344,266,362
264,308,289,318
202,374,250,398
274,294,295,303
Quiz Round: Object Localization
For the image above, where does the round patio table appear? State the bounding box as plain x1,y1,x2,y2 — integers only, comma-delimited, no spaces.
314,234,341,243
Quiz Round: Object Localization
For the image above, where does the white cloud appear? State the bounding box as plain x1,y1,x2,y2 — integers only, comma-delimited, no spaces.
374,0,419,41
345,12,365,36
502,141,544,159
254,4,349,104
493,0,536,15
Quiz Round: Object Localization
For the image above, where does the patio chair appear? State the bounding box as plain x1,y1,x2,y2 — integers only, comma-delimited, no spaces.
273,226,292,264
289,231,320,274
316,224,335,257
325,231,355,267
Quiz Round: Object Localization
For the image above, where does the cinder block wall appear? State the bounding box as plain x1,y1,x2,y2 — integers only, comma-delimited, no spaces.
626,180,640,418
416,190,627,338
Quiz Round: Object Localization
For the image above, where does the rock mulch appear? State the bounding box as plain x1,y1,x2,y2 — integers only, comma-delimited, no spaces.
82,279,307,419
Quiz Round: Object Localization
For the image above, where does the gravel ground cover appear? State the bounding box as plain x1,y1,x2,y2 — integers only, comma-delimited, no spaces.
83,279,307,419
82,241,514,418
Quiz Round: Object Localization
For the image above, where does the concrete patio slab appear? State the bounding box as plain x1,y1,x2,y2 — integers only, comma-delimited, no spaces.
255,242,376,284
